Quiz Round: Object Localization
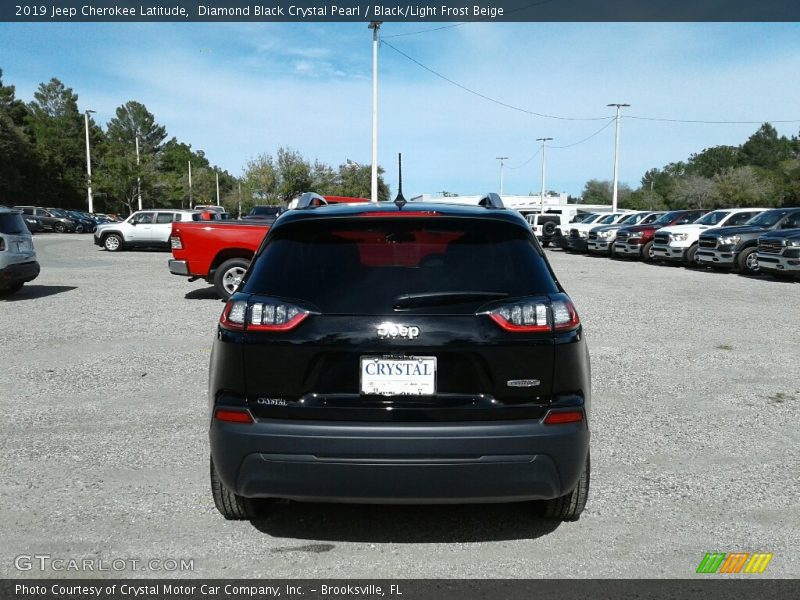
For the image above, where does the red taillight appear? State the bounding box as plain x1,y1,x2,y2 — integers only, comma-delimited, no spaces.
219,299,311,332
543,410,584,425
214,408,254,424
219,299,247,331
486,302,551,332
247,302,310,331
552,299,580,332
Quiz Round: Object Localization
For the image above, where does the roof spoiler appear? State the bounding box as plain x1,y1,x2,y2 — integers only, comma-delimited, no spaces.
477,193,505,209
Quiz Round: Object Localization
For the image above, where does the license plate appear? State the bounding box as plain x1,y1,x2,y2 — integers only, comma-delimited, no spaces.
360,356,436,396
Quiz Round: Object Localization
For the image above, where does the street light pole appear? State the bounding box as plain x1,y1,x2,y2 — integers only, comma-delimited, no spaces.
135,135,142,211
608,103,630,213
215,171,220,206
536,137,553,214
369,21,382,203
188,161,193,209
496,156,509,196
84,110,96,213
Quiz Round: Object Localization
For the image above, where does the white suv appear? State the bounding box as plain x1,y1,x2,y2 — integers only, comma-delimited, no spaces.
94,209,202,252
652,208,766,266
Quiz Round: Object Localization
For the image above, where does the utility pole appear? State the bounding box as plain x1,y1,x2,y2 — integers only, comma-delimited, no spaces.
135,135,142,211
215,171,220,206
84,110,96,213
369,21,382,203
188,161,193,209
608,103,630,213
496,156,509,196
536,137,553,214
237,181,242,219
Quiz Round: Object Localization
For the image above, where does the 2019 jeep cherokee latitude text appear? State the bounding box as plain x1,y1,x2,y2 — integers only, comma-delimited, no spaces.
208,196,591,521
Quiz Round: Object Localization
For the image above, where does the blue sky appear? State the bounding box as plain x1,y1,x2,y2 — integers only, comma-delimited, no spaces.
1,22,800,197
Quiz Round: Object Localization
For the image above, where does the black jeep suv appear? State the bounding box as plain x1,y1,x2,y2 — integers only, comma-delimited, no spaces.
208,193,591,521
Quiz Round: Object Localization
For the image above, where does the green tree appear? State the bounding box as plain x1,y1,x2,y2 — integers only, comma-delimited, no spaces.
243,153,278,203
671,175,717,209
739,123,792,170
26,78,86,207
687,145,739,178
106,101,166,154
712,166,776,208
275,147,312,203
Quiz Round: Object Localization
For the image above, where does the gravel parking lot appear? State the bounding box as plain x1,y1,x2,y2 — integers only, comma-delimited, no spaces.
1,234,798,579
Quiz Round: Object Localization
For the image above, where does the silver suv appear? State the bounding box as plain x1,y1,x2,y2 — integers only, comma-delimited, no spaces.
0,207,40,295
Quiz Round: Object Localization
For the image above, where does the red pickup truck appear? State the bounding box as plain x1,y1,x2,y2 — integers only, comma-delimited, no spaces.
168,196,369,298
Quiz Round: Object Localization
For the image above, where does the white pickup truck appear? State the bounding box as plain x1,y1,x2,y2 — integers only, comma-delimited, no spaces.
651,208,765,266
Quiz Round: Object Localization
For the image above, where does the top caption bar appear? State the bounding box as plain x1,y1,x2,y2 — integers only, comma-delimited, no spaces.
3,0,800,22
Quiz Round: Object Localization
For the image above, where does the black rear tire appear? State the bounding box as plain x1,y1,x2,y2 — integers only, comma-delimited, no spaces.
213,258,250,299
541,452,590,521
542,240,551,248
54,222,66,233
210,457,263,520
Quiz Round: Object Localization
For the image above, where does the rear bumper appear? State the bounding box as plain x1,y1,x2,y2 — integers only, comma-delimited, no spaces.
210,418,589,503
0,260,40,287
168,259,190,276
757,253,800,274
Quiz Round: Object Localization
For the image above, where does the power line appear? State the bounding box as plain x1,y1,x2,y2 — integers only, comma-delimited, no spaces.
381,40,612,121
382,1,557,39
626,114,800,124
506,146,541,170
550,118,617,148
382,40,800,126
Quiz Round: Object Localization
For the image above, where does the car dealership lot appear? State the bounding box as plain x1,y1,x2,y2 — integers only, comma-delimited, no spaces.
1,235,798,578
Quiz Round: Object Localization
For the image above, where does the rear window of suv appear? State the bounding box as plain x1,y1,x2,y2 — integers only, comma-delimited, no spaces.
0,213,26,235
244,218,559,314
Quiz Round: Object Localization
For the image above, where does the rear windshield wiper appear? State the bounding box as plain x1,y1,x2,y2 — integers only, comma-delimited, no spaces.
393,291,509,309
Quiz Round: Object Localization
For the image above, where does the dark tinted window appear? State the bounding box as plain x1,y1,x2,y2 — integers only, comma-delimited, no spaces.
244,218,558,314
0,213,26,234
155,213,174,224
726,212,757,226
784,212,800,228
747,210,787,228
653,211,684,226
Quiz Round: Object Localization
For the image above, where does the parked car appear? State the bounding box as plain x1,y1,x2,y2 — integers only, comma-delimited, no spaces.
0,207,40,295
208,193,591,521
551,213,608,250
194,205,231,220
22,214,45,234
652,208,766,266
696,208,800,275
15,206,78,233
169,221,270,299
587,211,665,256
94,209,203,252
614,209,707,261
566,212,632,252
66,210,97,233
526,212,566,247
241,205,287,223
169,195,370,299
756,228,800,279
